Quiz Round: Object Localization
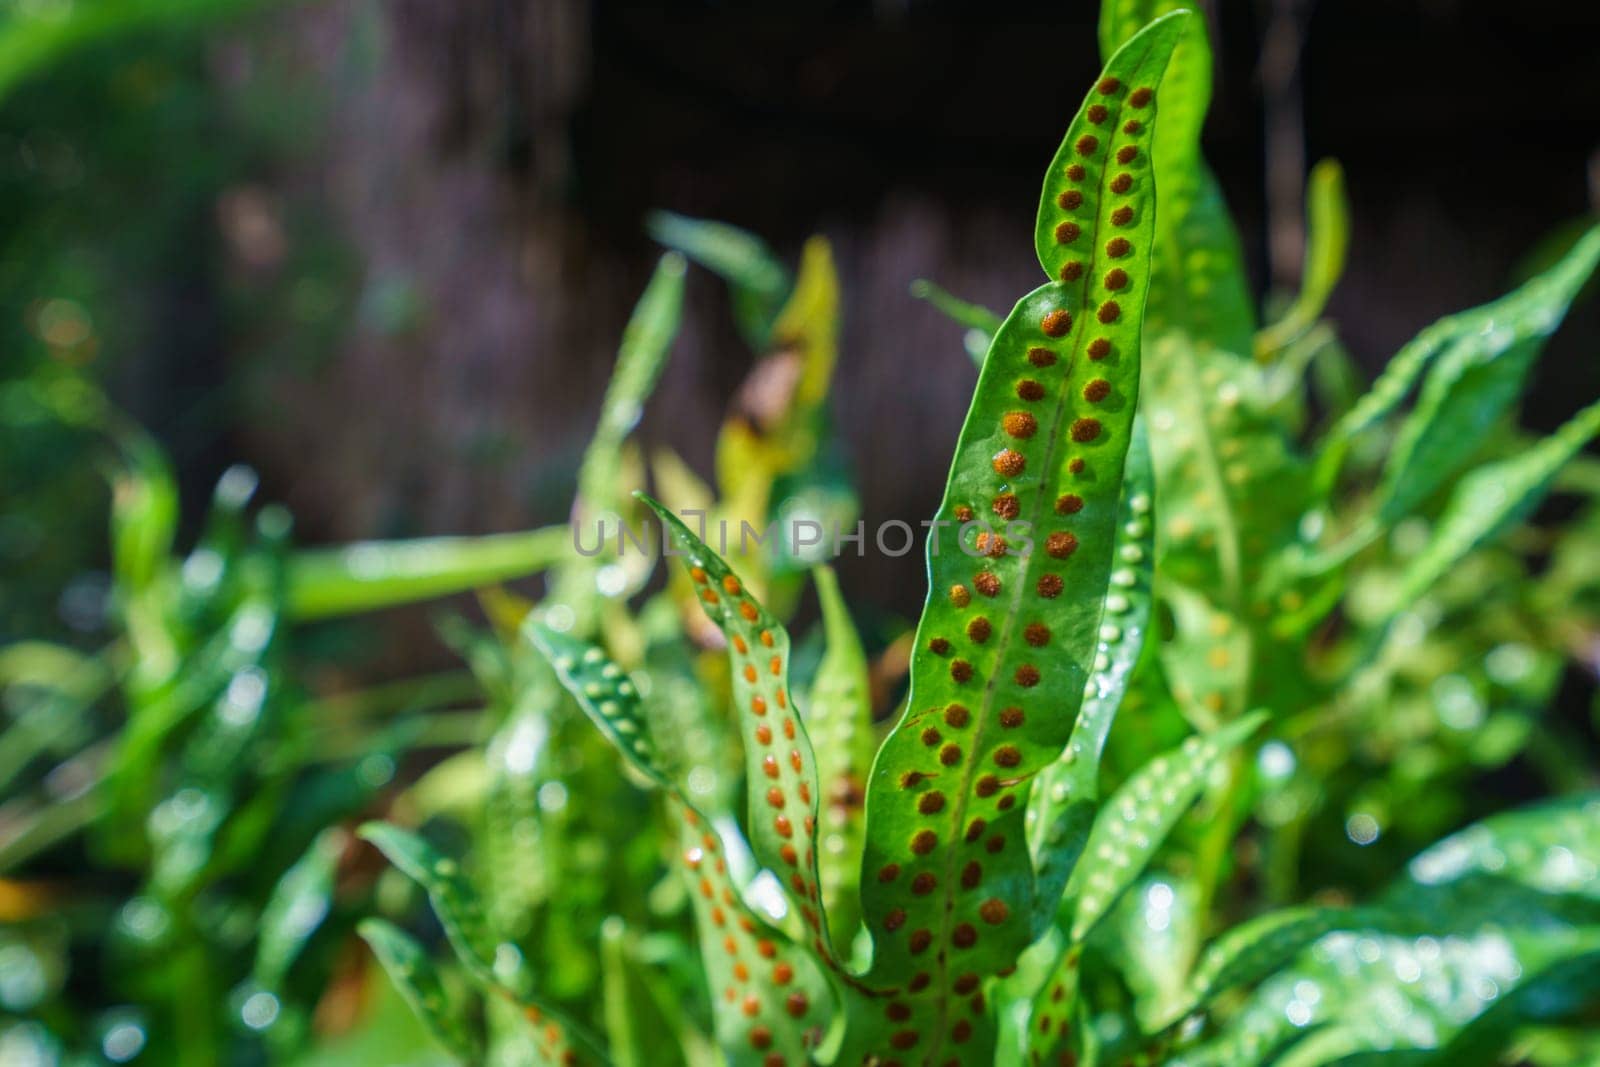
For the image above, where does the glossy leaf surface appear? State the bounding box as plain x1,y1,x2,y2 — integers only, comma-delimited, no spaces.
358,918,482,1063
1175,794,1600,1066
1068,712,1264,942
1315,224,1599,500
528,621,833,1067
807,564,875,948
1027,418,1155,931
359,822,530,998
529,624,673,790
253,827,344,992
359,823,610,1065
639,498,841,964
1100,0,1255,353
1393,396,1600,606
847,16,1186,1063
1117,872,1203,1028
1099,0,1293,645
1375,226,1600,522
1161,905,1371,1029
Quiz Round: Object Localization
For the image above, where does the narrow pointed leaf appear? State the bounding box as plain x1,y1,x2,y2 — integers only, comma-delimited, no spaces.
576,252,687,519
1183,926,1600,1067
359,822,526,995
361,822,611,1064
0,641,112,794
599,918,687,1067
1398,792,1600,911
107,593,281,844
286,526,570,620
1377,224,1600,522
807,564,876,947
1099,1,1280,609
1256,159,1350,359
1392,396,1600,607
711,237,846,598
910,280,1004,338
773,237,843,425
648,211,790,348
358,918,482,1064
1028,418,1156,930
108,429,179,595
1098,1,1205,197
599,917,704,1067
911,278,1004,366
546,253,687,628
671,814,833,1067
1100,0,1256,353
1068,712,1265,941
845,17,1186,1063
526,622,833,1067
1424,949,1600,1067
527,623,673,790
1035,12,1187,284
638,497,841,964
254,827,344,991
1318,224,1599,499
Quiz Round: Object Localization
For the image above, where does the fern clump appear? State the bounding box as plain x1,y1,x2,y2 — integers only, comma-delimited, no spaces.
354,6,1600,1066
7,3,1597,1066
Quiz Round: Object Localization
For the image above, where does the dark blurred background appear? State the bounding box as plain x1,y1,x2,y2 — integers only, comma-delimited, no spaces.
5,0,1598,666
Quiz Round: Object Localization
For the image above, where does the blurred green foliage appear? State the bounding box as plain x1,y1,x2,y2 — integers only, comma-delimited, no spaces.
3,2,1600,1066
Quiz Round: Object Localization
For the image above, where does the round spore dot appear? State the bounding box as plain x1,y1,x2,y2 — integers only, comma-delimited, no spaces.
992,449,1026,476
1046,531,1079,558
1041,309,1073,337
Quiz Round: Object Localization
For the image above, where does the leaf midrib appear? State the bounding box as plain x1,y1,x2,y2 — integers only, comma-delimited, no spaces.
921,37,1160,1063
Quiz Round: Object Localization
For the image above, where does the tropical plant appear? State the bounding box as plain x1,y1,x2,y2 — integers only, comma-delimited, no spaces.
354,5,1600,1067
7,2,1600,1065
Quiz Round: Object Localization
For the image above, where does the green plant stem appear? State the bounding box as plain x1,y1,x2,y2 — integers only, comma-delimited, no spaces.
1264,815,1306,907
1190,748,1249,933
